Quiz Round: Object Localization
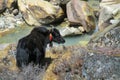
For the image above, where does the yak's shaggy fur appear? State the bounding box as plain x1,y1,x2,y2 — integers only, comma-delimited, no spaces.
16,26,65,68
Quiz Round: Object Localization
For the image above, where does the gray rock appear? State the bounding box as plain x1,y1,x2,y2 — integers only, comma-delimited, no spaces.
0,11,23,30
60,26,83,37
82,53,120,80
98,1,120,31
88,24,120,50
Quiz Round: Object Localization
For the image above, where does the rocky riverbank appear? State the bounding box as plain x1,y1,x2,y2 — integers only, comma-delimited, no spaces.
0,0,120,80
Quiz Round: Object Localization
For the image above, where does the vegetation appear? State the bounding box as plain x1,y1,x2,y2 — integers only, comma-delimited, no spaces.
0,64,46,80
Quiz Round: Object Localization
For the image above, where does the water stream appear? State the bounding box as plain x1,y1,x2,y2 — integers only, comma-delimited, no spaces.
0,25,92,46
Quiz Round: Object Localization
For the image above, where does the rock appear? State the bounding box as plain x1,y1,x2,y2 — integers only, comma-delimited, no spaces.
87,0,100,19
0,0,18,14
59,19,85,36
6,0,18,15
50,0,70,15
12,9,19,15
18,0,64,26
60,26,84,37
88,22,120,51
0,11,24,30
0,0,6,13
0,44,18,71
50,0,70,5
98,8,112,31
90,46,120,56
66,0,96,32
98,0,120,31
59,19,70,28
82,53,120,80
100,0,120,6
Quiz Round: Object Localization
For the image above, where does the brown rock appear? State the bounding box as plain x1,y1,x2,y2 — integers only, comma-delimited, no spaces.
18,0,64,26
66,0,96,32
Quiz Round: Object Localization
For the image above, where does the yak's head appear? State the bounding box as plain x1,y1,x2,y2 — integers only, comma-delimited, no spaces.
49,28,65,47
31,27,65,47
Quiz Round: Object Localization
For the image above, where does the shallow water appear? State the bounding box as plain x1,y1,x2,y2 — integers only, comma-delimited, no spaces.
0,26,33,44
0,26,92,46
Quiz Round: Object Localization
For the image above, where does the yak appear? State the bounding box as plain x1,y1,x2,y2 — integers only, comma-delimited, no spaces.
16,26,65,68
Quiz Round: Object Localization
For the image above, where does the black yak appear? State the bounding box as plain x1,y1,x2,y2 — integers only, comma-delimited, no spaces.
16,26,65,68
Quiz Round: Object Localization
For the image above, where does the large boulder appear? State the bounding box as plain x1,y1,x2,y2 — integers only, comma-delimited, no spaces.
98,0,120,31
18,0,64,26
88,23,120,51
66,0,96,32
82,53,120,80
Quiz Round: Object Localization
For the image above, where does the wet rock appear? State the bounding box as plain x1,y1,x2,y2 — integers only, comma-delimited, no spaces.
18,0,64,26
82,53,120,80
66,0,96,32
98,0,120,31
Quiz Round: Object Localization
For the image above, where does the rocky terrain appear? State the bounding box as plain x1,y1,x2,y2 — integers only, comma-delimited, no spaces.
0,0,120,80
